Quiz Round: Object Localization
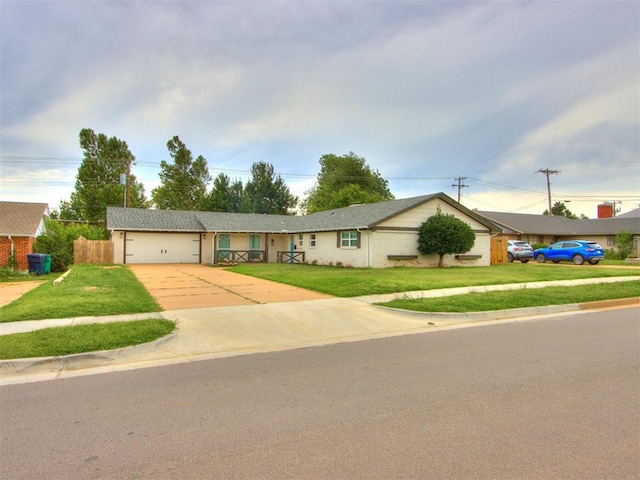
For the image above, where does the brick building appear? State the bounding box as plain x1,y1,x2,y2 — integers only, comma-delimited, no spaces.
0,202,50,271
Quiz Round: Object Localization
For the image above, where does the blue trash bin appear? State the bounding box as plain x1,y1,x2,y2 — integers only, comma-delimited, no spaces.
27,254,45,275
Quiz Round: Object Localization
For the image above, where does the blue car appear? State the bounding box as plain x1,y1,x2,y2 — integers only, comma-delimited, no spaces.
534,240,604,265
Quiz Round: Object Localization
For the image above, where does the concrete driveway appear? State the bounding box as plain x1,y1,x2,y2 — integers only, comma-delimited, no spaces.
0,281,43,308
127,264,332,310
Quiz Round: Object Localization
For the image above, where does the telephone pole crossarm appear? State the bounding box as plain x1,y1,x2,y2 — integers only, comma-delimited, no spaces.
451,176,468,203
537,168,560,214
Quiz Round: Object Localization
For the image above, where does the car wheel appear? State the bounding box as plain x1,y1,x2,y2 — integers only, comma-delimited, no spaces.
535,253,546,263
521,259,529,263
507,253,514,263
589,260,600,265
573,254,585,265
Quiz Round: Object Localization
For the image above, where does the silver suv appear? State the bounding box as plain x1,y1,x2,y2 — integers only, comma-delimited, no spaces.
507,240,533,263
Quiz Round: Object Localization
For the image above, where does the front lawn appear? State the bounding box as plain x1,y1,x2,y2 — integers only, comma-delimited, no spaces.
0,319,175,359
378,280,640,312
228,263,640,297
0,264,161,323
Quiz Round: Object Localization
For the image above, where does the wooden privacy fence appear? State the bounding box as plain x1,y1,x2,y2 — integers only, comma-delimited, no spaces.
74,236,114,264
490,236,508,265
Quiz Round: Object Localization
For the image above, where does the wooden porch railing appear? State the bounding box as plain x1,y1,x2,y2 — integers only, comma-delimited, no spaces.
216,250,265,263
277,251,305,264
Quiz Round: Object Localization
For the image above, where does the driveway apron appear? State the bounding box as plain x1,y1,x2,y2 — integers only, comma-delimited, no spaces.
0,281,43,308
127,264,332,310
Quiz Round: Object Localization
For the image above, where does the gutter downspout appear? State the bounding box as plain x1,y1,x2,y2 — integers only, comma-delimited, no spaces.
356,227,370,268
8,235,14,271
210,232,217,265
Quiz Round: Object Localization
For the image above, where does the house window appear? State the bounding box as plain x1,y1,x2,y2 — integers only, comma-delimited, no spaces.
298,234,304,247
249,235,261,250
607,235,615,247
341,230,358,248
310,234,316,248
249,235,261,260
218,234,230,260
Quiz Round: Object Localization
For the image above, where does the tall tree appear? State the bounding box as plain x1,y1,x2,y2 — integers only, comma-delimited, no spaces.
301,152,394,213
240,162,298,214
417,206,476,267
543,201,579,219
69,128,147,222
201,173,244,212
151,136,211,210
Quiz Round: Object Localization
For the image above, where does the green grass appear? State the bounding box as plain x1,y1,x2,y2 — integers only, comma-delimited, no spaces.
0,319,175,359
0,264,161,323
227,263,640,297
0,268,59,283
378,280,640,312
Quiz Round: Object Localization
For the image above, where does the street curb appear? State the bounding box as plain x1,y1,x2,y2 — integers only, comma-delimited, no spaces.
374,297,640,323
0,331,179,377
1,297,637,379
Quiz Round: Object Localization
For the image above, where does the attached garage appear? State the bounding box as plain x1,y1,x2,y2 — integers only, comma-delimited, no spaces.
124,232,201,264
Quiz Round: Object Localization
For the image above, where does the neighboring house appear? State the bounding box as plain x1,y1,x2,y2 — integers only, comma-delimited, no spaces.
616,208,640,219
0,202,50,271
477,210,640,254
107,193,496,268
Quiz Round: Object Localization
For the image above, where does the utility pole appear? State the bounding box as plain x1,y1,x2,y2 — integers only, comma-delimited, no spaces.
125,160,131,208
605,200,622,216
537,168,560,214
451,176,468,203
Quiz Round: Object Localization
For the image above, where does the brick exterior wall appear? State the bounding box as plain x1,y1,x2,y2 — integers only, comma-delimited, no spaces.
0,236,35,271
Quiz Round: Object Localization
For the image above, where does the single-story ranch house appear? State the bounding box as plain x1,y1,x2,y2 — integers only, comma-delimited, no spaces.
106,193,496,268
477,209,640,255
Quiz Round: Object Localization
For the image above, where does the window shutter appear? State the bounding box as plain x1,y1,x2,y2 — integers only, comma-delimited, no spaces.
357,231,361,249
337,231,341,248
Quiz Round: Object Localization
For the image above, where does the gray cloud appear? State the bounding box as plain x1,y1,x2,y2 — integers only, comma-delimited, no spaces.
1,0,638,217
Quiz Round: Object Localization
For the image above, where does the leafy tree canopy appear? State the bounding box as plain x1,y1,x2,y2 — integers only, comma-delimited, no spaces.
68,128,148,222
240,162,298,214
34,219,109,272
201,173,244,212
302,152,394,213
544,201,579,219
151,136,211,210
417,205,476,267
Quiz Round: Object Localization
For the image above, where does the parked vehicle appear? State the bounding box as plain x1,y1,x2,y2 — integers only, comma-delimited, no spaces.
533,240,604,265
507,240,533,263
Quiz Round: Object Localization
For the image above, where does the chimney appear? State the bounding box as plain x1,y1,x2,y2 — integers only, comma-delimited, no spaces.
597,203,614,218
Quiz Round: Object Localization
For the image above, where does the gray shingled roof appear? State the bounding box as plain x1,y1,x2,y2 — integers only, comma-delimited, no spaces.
477,211,640,236
0,201,49,236
107,193,496,234
617,208,640,219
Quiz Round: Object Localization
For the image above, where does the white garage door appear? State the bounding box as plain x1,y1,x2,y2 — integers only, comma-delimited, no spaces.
125,232,201,264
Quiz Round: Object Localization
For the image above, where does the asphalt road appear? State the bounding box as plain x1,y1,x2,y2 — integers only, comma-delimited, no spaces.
1,308,638,479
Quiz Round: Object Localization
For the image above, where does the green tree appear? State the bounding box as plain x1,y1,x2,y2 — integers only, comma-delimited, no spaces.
33,219,109,272
417,206,476,267
240,162,298,214
301,152,394,213
201,173,244,212
151,136,211,210
69,128,148,222
544,201,578,219
614,230,635,259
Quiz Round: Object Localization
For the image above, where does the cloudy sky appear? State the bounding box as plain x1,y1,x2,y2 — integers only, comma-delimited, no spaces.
1,0,638,217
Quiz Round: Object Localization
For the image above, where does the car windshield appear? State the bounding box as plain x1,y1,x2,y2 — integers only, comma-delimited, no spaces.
513,242,530,247
585,242,602,249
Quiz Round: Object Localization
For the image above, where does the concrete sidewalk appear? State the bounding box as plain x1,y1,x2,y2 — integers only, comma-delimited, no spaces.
1,277,638,385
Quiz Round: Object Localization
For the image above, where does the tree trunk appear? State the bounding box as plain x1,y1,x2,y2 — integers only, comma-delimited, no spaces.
438,253,444,268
